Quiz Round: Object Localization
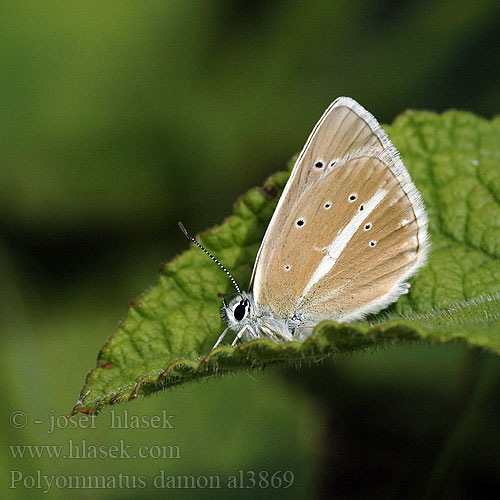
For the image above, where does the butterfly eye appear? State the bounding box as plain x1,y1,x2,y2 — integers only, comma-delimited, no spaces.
314,161,324,169
296,218,306,227
369,240,377,247
233,301,247,321
349,193,357,202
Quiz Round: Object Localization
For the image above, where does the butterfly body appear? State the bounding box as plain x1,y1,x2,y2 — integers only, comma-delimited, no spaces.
220,292,309,346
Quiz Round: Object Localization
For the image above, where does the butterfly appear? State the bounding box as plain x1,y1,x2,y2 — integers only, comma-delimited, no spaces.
180,97,429,349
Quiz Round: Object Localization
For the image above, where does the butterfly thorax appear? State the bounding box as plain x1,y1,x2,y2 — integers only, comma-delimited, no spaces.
221,292,303,343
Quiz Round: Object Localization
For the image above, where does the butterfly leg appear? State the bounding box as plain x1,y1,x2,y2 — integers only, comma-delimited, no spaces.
212,327,230,350
293,323,316,340
231,325,250,347
261,324,289,343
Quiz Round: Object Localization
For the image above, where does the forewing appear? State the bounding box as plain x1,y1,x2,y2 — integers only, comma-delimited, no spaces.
251,98,429,321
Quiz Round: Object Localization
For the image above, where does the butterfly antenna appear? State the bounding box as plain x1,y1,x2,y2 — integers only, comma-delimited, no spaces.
178,221,241,294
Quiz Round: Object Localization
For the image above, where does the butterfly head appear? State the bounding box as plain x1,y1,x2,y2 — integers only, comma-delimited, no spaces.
220,292,253,329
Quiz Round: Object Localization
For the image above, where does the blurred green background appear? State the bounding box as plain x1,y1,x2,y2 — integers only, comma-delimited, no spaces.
2,1,500,499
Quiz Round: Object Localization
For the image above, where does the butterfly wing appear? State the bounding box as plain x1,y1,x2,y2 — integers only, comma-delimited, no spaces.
250,97,429,322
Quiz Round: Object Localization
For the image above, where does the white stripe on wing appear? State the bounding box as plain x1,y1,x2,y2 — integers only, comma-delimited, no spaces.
300,187,388,300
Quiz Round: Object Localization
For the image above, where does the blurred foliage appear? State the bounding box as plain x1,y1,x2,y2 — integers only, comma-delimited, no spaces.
1,1,500,499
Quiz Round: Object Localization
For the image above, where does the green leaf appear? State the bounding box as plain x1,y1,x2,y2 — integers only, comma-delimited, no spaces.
70,109,500,416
